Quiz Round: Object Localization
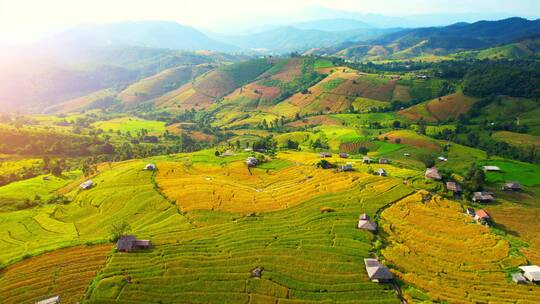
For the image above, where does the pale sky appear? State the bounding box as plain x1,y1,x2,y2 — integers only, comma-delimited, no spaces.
1,0,539,43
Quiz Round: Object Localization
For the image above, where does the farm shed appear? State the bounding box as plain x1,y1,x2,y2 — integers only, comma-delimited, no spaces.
36,295,60,304
519,265,540,282
474,209,491,221
425,167,442,180
341,163,353,171
377,168,387,176
472,192,494,203
364,258,393,282
362,156,372,164
512,273,527,284
319,152,332,158
117,235,152,252
503,182,521,191
483,166,501,172
339,153,349,158
144,163,157,171
446,182,462,193
246,157,258,167
358,214,377,231
466,207,475,217
80,180,93,190
379,158,390,164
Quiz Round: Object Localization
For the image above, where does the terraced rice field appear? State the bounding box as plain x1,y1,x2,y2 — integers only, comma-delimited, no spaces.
378,130,442,151
92,117,166,134
492,131,540,148
399,93,477,123
381,192,540,303
85,169,412,303
0,244,112,304
156,156,388,213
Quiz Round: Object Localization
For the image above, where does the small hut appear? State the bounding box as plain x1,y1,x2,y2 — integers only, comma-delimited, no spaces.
364,258,393,282
446,182,462,193
378,158,390,164
36,295,60,304
144,163,157,171
519,265,540,282
341,163,353,172
472,192,494,203
512,273,527,284
466,207,475,217
377,168,387,177
362,156,372,164
319,152,332,158
502,182,521,191
358,214,377,231
80,180,93,190
483,166,501,172
246,157,258,167
116,235,152,252
339,153,349,159
425,167,442,180
474,209,491,222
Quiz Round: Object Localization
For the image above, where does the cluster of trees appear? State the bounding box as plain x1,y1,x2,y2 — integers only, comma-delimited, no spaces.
257,117,287,131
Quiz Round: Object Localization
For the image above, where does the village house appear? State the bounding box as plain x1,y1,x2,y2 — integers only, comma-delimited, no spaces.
357,214,377,231
362,156,372,164
144,163,157,171
518,265,540,283
339,152,349,158
446,182,462,193
425,167,442,180
116,235,152,253
466,207,475,217
502,182,521,191
364,258,393,282
246,157,258,167
36,295,60,304
319,152,332,158
472,192,494,203
341,163,354,172
378,158,390,164
437,156,448,162
483,165,501,172
377,168,387,177
474,209,491,224
80,180,93,190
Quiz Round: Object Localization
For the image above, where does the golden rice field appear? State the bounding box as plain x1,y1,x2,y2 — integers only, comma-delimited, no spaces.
380,191,540,303
156,159,375,213
0,244,112,304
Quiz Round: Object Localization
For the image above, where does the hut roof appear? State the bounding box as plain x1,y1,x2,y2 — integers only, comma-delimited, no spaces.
446,182,461,192
425,167,442,180
475,209,490,219
364,258,393,281
320,152,332,158
377,168,387,175
116,235,137,251
359,213,369,221
339,153,349,158
512,272,527,283
504,182,521,190
144,163,157,170
358,220,377,231
80,180,93,189
379,158,390,164
519,265,540,281
483,165,501,172
473,192,494,202
36,295,60,304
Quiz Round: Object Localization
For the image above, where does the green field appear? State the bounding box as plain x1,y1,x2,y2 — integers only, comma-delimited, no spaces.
479,159,540,187
92,117,166,134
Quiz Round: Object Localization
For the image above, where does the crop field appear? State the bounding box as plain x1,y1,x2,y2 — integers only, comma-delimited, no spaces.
492,131,540,148
479,159,540,187
0,157,43,177
0,244,112,304
0,159,190,266
331,113,401,128
92,116,166,134
399,93,477,122
286,115,341,128
0,171,81,211
156,156,389,213
488,190,540,264
85,166,413,303
352,97,390,112
378,130,442,151
381,192,540,303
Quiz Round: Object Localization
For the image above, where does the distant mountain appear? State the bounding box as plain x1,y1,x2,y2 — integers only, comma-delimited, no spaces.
313,17,540,60
292,19,373,31
219,27,398,53
48,21,240,52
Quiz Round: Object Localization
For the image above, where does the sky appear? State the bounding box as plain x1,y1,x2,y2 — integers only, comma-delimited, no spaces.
1,0,539,43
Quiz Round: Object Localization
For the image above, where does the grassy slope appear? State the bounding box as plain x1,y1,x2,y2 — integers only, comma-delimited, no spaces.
92,116,166,134
399,93,477,123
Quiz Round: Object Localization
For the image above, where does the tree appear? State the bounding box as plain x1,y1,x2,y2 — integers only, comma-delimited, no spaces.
50,161,63,177
109,221,132,242
417,118,426,135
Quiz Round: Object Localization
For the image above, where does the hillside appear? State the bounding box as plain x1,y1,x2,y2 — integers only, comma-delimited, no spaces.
314,17,540,60
399,93,478,123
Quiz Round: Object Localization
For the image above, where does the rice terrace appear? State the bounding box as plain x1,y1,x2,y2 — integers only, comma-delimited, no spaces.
1,1,540,303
